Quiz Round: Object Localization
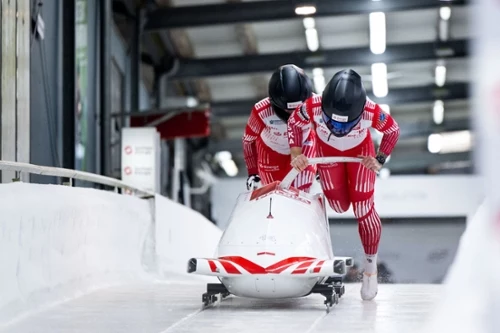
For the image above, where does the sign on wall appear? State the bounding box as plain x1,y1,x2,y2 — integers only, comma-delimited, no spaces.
121,128,161,193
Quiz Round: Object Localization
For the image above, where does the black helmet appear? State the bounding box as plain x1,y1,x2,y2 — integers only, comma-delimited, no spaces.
321,69,367,137
268,64,313,121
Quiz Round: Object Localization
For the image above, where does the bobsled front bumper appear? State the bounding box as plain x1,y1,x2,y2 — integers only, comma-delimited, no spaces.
187,257,352,278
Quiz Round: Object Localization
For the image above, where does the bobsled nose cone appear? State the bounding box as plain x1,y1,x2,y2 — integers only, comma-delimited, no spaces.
187,258,197,273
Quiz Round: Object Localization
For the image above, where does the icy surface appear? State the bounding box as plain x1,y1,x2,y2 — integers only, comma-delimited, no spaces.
0,281,440,333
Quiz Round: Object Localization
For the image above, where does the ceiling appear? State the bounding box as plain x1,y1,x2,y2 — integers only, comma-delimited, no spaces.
113,0,475,177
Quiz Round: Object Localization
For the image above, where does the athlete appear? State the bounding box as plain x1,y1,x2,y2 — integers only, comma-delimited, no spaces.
243,64,317,191
287,69,400,300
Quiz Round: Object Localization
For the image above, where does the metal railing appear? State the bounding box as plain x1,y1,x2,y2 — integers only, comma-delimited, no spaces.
0,160,155,197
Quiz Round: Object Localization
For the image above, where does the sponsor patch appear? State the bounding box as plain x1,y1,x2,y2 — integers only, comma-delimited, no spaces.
287,101,302,109
379,112,386,122
331,113,349,122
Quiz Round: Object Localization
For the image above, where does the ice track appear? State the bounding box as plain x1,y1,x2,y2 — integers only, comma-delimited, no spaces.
0,280,441,333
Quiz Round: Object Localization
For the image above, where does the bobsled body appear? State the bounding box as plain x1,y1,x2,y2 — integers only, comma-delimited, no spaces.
188,181,352,299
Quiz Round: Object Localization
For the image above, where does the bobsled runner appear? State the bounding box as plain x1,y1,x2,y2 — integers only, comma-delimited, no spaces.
187,157,361,313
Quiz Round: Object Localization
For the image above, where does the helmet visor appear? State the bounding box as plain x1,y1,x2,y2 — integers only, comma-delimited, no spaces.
321,111,361,137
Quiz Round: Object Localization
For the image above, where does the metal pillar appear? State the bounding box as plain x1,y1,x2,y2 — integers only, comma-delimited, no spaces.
172,139,186,203
100,0,111,176
0,0,30,183
130,7,142,113
62,0,76,174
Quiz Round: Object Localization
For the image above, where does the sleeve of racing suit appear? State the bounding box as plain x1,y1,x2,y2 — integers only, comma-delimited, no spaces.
242,108,265,175
371,104,401,158
287,103,313,149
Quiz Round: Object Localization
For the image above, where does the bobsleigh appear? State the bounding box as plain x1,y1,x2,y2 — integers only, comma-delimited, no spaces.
187,157,361,312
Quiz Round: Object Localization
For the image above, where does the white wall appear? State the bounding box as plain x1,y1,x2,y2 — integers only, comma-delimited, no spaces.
211,175,484,229
155,194,222,281
0,181,224,327
0,183,152,325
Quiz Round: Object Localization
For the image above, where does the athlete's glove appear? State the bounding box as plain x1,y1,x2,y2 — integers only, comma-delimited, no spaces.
246,174,261,190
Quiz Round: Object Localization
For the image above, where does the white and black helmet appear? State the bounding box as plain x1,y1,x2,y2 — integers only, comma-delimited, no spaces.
321,69,367,137
268,64,313,121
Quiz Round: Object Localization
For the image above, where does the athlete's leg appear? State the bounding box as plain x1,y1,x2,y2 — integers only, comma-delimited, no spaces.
316,142,350,212
346,143,381,300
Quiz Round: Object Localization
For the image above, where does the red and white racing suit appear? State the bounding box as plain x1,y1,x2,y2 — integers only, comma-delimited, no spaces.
287,95,400,255
243,97,316,191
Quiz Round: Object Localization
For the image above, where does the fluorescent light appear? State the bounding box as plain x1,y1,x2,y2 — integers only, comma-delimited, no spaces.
428,130,472,154
305,27,319,52
186,96,198,108
220,159,238,177
369,12,386,54
440,6,451,20
303,17,315,29
312,67,323,76
214,151,232,162
435,64,447,87
312,67,326,93
438,19,449,41
214,151,238,176
433,100,444,125
379,104,390,114
371,62,388,98
428,134,443,153
295,5,316,16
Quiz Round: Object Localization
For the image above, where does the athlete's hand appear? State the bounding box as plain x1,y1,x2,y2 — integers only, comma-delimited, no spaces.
359,155,382,172
291,154,309,171
246,174,261,190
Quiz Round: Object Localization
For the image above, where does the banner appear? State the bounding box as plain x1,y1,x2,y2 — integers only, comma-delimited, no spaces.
121,128,161,193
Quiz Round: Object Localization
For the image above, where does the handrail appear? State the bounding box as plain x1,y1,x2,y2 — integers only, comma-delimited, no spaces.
0,160,155,197
280,157,363,189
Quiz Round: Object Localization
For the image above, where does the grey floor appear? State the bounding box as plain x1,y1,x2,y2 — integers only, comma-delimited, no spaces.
0,280,442,333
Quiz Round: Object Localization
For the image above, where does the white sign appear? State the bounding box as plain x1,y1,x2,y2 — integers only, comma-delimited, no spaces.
287,101,302,109
121,128,161,193
331,113,349,122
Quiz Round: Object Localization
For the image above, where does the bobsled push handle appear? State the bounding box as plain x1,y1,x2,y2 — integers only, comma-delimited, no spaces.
280,157,362,189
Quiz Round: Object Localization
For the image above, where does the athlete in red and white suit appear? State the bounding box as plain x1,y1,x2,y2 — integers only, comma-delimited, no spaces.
288,69,400,300
243,97,316,191
243,64,317,192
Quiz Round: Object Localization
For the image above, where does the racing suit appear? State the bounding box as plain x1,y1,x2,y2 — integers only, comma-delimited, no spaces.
287,95,400,255
243,97,316,191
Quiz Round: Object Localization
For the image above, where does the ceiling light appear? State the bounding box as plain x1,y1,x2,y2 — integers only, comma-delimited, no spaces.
435,64,447,87
312,68,326,93
295,5,316,16
428,134,443,154
371,63,388,98
305,27,319,52
440,6,451,20
433,100,444,125
369,12,386,55
428,130,472,154
303,17,315,29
